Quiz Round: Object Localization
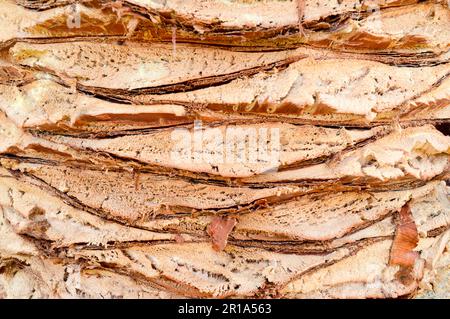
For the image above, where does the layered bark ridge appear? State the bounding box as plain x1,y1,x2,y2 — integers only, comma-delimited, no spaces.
2,1,450,53
1,0,450,299
1,41,450,127
0,178,449,297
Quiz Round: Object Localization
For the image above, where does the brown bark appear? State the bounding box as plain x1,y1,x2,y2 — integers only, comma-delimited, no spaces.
0,0,449,299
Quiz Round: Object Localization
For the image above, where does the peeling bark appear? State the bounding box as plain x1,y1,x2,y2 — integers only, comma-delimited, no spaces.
0,0,449,299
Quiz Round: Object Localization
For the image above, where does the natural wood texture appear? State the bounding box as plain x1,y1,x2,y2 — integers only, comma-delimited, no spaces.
0,0,449,299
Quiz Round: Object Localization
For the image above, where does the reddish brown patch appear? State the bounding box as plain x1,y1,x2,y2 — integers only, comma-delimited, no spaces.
26,144,72,159
344,32,393,50
398,35,428,49
390,203,419,268
174,234,185,244
133,170,140,190
74,113,190,126
310,102,337,115
207,216,237,251
0,66,34,85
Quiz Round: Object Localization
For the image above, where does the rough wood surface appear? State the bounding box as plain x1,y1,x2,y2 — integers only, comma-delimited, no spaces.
0,0,449,299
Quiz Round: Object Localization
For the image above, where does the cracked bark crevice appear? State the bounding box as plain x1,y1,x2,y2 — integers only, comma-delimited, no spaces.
1,0,450,299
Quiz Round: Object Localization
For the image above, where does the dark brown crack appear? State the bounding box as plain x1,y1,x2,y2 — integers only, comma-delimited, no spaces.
3,163,441,254
230,206,400,253
78,55,305,96
277,126,392,171
0,228,376,298
31,124,387,175
2,164,273,222
3,148,446,192
435,123,450,136
12,52,303,97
